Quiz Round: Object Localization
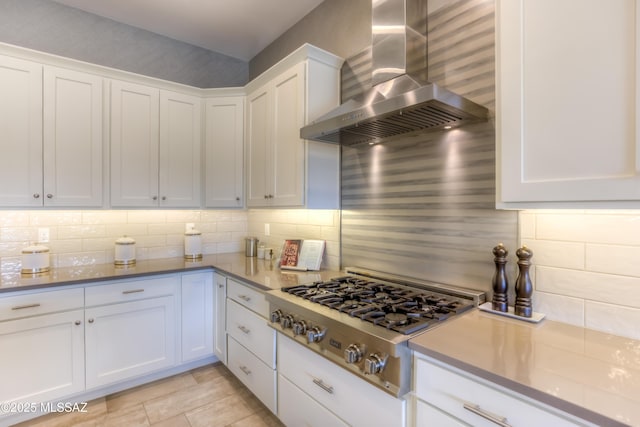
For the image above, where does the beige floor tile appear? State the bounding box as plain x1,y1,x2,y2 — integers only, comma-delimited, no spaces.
143,374,238,423
185,393,254,427
190,362,228,384
14,398,107,427
106,371,198,412
149,413,191,427
73,403,150,427
228,409,284,427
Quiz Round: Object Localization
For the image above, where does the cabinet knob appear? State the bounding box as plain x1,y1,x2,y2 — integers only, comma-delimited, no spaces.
33,193,40,199
88,318,94,323
236,197,240,201
74,320,81,326
46,194,53,199
152,196,158,201
268,194,273,199
161,196,167,201
264,195,268,199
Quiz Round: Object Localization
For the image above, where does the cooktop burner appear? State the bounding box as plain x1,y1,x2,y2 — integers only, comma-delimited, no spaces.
281,276,474,335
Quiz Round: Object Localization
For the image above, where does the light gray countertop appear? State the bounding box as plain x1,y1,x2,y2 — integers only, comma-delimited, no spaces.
0,252,341,294
3,254,637,426
409,309,640,427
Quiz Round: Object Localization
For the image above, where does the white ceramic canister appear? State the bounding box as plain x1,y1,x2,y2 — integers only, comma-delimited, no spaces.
114,236,136,266
21,244,50,274
184,227,203,260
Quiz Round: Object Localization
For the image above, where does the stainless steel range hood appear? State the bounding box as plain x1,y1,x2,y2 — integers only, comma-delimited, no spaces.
300,0,489,146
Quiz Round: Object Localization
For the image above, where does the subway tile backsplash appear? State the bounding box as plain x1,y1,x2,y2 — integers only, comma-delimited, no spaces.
0,210,249,271
521,210,640,340
0,208,341,274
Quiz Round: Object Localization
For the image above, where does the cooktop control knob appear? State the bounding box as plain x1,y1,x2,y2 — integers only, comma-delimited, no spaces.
344,344,364,364
292,320,308,336
364,353,388,375
270,309,283,323
306,326,326,343
280,314,294,329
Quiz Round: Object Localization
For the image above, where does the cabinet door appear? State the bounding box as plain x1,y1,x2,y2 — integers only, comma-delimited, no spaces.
0,309,84,406
213,273,227,364
246,86,270,207
43,66,103,207
498,0,640,205
271,62,306,206
85,296,176,389
0,55,43,207
205,96,244,208
159,90,202,207
110,80,160,207
181,272,214,363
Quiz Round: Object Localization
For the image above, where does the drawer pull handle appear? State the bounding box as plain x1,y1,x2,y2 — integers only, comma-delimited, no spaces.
123,289,145,294
463,403,511,427
239,365,252,376
11,303,41,310
238,294,251,302
238,325,250,334
312,377,334,394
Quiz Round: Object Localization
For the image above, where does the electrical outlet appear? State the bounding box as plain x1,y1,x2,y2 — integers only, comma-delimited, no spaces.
38,227,50,243
265,223,270,236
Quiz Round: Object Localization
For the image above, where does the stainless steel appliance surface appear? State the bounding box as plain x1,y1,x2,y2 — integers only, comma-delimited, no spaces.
265,267,486,398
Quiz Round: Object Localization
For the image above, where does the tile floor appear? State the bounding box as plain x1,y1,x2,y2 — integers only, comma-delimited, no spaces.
15,363,284,427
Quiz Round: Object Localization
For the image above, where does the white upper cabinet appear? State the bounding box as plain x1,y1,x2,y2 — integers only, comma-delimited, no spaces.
44,66,104,207
111,81,201,207
0,55,43,207
0,57,103,207
497,0,640,207
245,45,343,208
205,96,244,208
159,90,202,208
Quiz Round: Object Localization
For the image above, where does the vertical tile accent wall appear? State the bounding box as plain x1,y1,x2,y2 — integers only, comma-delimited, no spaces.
341,0,517,291
521,210,640,340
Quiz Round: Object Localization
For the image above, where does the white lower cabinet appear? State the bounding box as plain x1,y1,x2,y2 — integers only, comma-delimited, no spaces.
0,308,85,408
413,355,596,427
227,336,277,413
181,272,214,363
225,279,276,414
278,333,406,427
213,273,227,364
278,374,348,427
84,276,179,389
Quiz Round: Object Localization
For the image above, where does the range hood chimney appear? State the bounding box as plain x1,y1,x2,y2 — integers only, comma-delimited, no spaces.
300,0,489,146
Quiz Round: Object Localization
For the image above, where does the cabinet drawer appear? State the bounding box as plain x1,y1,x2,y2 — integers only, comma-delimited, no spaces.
278,333,405,427
85,275,179,306
0,288,84,321
279,374,348,427
227,278,268,317
227,336,276,414
226,299,275,368
415,356,588,427
415,398,467,427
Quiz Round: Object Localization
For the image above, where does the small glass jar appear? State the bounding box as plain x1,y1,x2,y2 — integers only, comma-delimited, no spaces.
21,244,50,274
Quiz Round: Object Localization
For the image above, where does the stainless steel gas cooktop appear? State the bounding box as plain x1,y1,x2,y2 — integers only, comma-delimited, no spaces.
266,267,485,397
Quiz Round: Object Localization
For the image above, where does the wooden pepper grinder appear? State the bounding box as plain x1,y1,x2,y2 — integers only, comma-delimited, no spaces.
491,243,509,312
514,245,533,317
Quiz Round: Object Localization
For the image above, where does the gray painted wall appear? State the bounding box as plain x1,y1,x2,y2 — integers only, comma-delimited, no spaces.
0,0,248,88
249,0,371,79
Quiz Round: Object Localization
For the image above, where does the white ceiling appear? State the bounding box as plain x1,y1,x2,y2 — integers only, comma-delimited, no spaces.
51,0,325,61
